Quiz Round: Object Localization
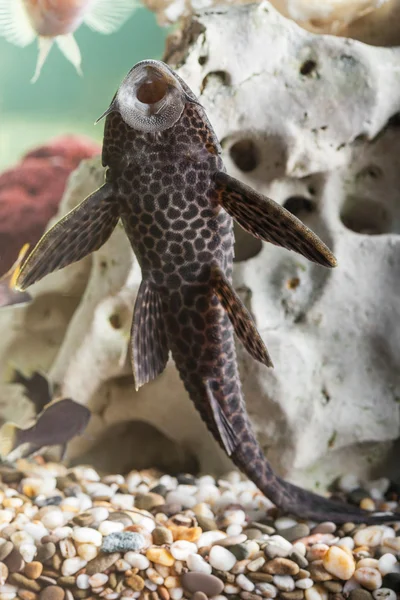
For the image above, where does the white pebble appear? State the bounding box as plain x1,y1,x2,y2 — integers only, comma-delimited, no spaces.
269,536,293,553
196,484,221,504
22,476,56,495
53,526,73,540
73,526,102,546
296,579,314,590
378,553,398,576
247,557,265,571
226,524,242,536
144,580,157,591
76,574,90,590
354,567,382,591
0,584,17,600
170,540,197,561
209,545,237,571
98,520,124,535
90,507,109,522
10,531,34,548
273,575,295,592
19,543,36,563
23,522,48,541
124,552,150,570
354,526,386,547
223,509,246,525
197,531,226,548
0,511,13,525
140,517,156,533
336,536,355,550
62,557,87,576
77,544,98,561
165,491,196,509
224,584,240,594
88,573,109,588
41,509,64,530
373,589,397,600
74,466,100,481
256,583,277,598
275,517,298,529
343,578,361,595
115,559,131,571
293,542,307,556
187,553,212,574
305,584,328,600
236,574,254,591
85,483,114,499
169,588,183,600
59,539,77,558
111,494,134,510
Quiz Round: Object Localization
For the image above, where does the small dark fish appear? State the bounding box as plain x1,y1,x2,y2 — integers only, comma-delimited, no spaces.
0,244,32,308
14,60,400,523
11,369,53,415
0,398,91,459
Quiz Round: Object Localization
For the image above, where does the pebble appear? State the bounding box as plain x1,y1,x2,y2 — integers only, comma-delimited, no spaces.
61,557,87,576
273,575,295,592
85,552,120,575
39,585,65,600
0,543,13,562
354,567,382,591
349,590,373,600
381,574,400,593
280,525,310,543
146,548,174,567
72,526,102,546
354,528,385,548
23,562,42,580
88,572,109,587
372,589,397,600
181,572,224,596
153,527,174,546
237,574,255,591
197,531,226,548
264,558,300,576
124,552,150,570
76,574,90,590
209,546,237,571
295,578,313,589
3,549,24,574
304,583,328,600
102,532,145,553
322,545,355,580
170,540,197,561
0,563,7,586
187,553,212,574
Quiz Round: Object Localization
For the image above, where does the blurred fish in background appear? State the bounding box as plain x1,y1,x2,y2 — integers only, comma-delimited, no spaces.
0,0,138,83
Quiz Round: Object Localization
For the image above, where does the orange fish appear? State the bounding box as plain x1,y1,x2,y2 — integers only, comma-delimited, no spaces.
0,0,137,83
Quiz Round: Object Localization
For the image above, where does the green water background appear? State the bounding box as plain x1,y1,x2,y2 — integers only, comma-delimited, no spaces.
0,8,168,170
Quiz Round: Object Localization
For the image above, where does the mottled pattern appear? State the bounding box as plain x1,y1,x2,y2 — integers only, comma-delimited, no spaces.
215,171,337,268
132,279,169,390
15,61,400,523
16,185,119,290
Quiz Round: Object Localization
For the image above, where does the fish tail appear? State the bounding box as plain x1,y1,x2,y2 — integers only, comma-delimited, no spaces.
0,422,20,457
166,286,400,525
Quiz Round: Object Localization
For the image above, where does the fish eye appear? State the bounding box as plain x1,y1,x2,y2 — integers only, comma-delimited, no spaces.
115,61,186,134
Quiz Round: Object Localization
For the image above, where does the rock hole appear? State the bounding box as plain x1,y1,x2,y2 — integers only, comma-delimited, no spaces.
340,196,390,235
201,70,230,93
283,196,315,217
387,112,400,128
300,59,317,76
198,56,207,66
286,277,300,290
229,139,260,173
109,313,122,329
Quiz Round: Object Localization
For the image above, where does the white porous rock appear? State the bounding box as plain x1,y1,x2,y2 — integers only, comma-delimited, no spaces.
1,2,400,487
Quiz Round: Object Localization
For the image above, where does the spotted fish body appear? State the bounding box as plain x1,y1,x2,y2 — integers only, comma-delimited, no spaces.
15,60,399,523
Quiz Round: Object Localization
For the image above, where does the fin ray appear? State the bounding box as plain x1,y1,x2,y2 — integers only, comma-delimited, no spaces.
31,37,54,83
131,280,169,391
84,0,137,34
212,265,273,368
214,171,337,268
205,381,238,456
56,34,82,76
15,184,119,291
0,0,35,46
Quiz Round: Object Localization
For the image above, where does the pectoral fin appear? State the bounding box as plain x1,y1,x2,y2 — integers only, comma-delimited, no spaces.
15,184,119,291
214,171,337,268
205,381,237,456
212,265,273,368
131,280,169,391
